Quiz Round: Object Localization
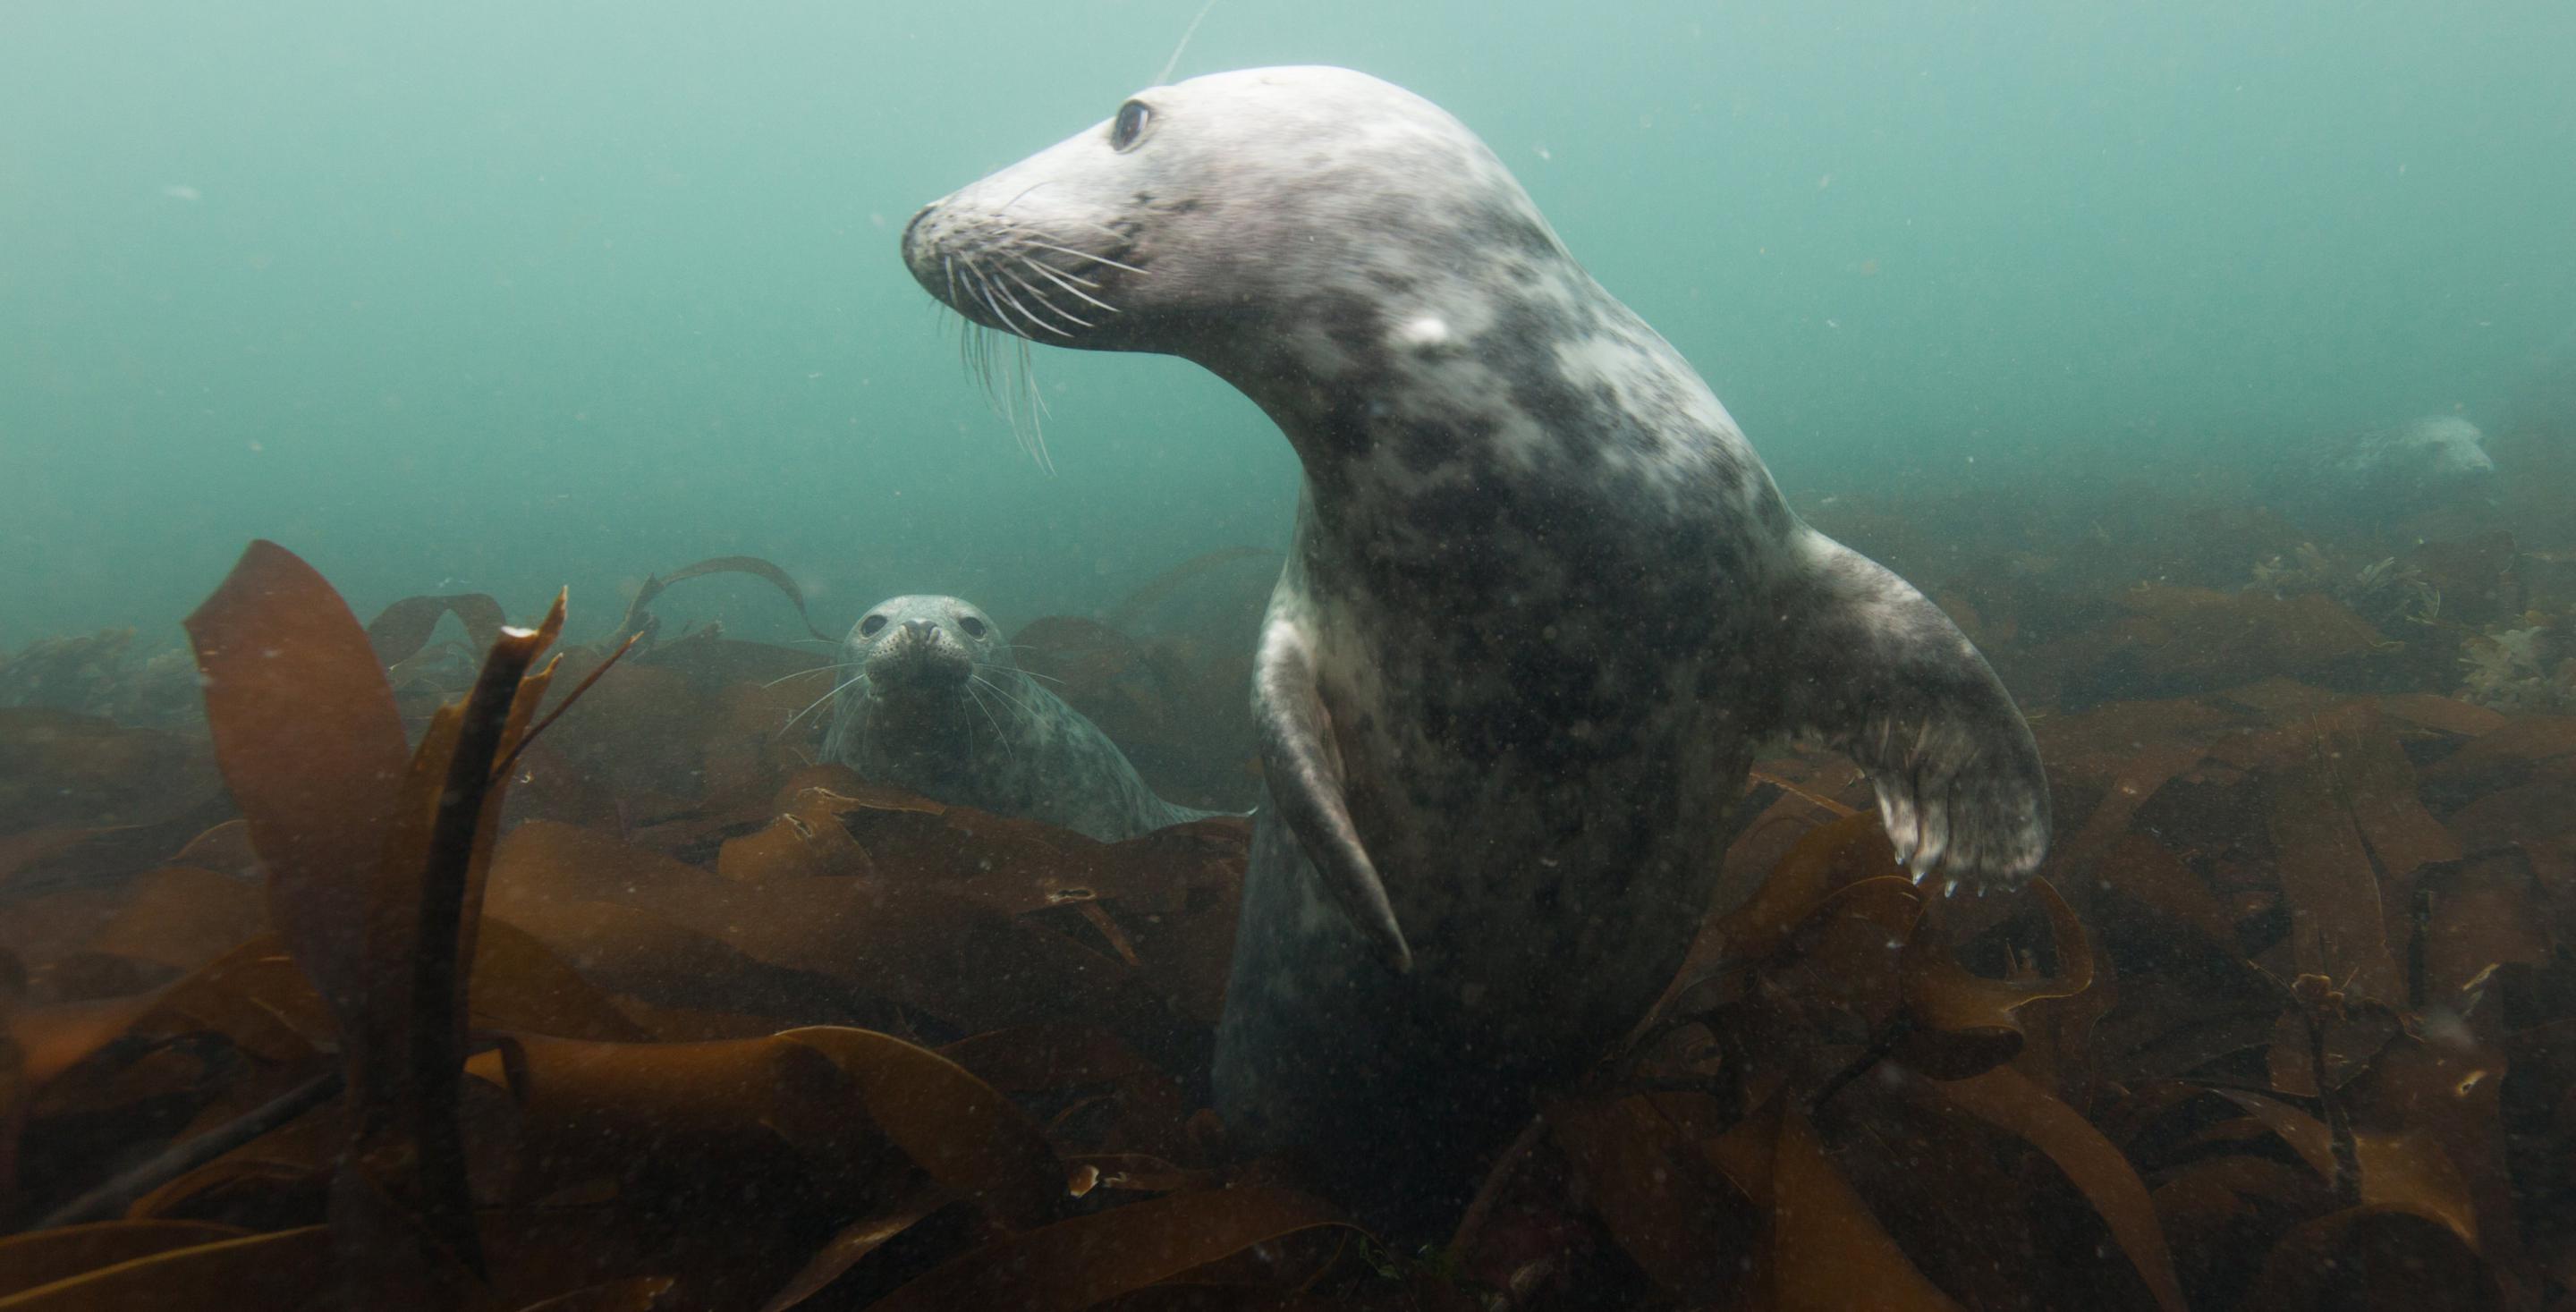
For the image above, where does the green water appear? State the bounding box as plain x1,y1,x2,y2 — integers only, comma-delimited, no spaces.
4,0,2571,645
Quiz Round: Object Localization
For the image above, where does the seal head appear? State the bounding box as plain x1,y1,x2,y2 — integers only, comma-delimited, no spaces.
821,594,1222,842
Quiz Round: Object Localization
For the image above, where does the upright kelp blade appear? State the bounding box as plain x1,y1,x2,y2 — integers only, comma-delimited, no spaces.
450,605,566,1003
336,594,567,1302
182,540,411,1032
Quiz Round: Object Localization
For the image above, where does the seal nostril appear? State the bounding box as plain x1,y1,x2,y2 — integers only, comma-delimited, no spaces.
900,205,934,258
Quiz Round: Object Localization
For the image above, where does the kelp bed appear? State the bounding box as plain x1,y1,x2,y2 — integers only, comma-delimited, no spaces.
0,533,2572,1312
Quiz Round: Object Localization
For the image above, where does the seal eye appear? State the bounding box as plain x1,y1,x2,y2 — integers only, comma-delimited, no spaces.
959,616,988,639
859,614,887,637
1110,100,1152,152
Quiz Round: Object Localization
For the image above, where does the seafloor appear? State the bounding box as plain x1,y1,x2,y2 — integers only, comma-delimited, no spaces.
1,425,2572,1310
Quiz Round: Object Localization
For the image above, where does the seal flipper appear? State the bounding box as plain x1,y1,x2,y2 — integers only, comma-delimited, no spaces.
1252,617,1413,971
1773,529,2052,893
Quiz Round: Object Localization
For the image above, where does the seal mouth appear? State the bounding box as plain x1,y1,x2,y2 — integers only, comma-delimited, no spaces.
864,620,974,691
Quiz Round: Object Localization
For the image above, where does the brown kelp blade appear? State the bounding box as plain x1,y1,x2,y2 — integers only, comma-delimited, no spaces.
864,1187,1354,1312
0,1225,332,1310
1699,1098,1966,1311
182,540,411,1034
367,594,509,668
606,556,832,646
337,591,569,1293
1911,1065,2186,1312
462,1027,1058,1228
1894,876,2093,1079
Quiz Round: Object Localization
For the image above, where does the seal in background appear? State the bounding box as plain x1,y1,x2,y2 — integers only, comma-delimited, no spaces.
822,594,1222,842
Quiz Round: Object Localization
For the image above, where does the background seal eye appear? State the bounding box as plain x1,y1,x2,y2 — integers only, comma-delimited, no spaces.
959,615,988,638
859,614,887,637
1110,99,1153,151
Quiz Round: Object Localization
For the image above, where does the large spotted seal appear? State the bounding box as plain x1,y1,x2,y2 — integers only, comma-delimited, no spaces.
898,67,2051,1226
819,594,1222,842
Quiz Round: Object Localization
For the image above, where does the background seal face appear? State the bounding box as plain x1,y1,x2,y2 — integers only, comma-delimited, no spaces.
2254,412,2501,535
898,66,2052,1230
822,594,1220,842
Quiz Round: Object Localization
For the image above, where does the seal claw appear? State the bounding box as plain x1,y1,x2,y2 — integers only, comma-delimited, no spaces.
1783,530,2052,896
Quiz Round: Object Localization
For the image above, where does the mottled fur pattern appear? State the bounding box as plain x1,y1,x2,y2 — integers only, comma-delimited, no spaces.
820,595,1217,842
899,67,2050,1229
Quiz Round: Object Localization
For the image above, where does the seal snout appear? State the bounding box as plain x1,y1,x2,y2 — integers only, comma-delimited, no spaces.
898,203,950,300
900,204,936,267
864,614,973,691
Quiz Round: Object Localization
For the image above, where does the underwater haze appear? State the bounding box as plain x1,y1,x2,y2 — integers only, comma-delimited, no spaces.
5,0,2572,644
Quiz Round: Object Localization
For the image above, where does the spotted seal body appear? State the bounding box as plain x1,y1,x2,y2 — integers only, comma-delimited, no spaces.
899,67,2050,1226
820,595,1219,842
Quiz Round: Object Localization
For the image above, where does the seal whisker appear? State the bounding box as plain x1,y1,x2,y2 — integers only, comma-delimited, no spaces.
949,263,1056,469
959,270,1055,470
963,670,1020,732
761,660,863,689
981,267,1076,338
785,669,873,731
1019,253,1105,290
970,671,1045,726
983,657,1063,687
962,263,1036,337
962,682,1013,754
1019,257,1122,315
1061,216,1135,242
1017,239,1148,276
998,263,1096,330
994,332,1054,471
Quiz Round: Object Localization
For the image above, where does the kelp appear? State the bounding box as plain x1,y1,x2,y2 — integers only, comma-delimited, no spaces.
2,528,2575,1310
605,555,835,649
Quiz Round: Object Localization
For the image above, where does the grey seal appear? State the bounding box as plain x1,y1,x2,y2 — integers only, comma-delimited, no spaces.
2315,414,2499,526
896,66,2050,1227
819,594,1221,842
